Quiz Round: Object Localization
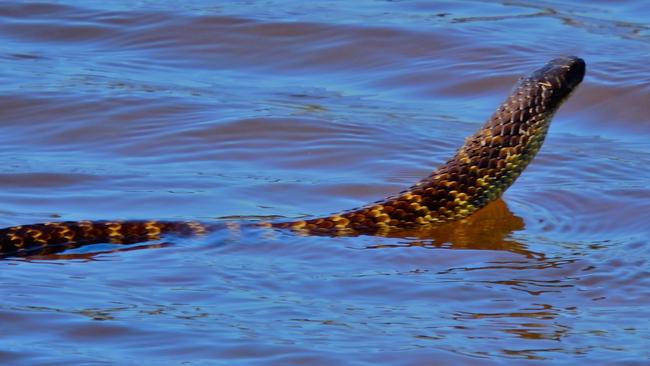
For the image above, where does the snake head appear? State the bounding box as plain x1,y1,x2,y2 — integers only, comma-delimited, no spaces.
528,56,586,110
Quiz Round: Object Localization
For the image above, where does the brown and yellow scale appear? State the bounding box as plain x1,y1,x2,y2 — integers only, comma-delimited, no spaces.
0,56,585,257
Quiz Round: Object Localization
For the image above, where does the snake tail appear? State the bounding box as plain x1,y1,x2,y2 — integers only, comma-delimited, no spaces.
0,220,211,256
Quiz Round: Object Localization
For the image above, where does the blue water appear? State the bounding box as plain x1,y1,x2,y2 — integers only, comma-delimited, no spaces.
1,1,649,365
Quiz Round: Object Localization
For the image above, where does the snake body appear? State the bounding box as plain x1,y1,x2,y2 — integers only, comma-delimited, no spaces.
0,56,585,257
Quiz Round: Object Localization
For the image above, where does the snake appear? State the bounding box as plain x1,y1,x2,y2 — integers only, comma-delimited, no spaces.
0,56,585,257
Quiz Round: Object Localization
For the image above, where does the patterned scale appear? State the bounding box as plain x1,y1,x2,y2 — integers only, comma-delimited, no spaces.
278,56,585,235
0,220,209,255
0,56,585,257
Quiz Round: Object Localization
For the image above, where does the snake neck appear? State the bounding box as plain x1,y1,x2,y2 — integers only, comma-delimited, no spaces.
278,117,552,236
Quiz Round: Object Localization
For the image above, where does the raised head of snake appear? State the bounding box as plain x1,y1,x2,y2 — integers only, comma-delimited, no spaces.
0,56,585,256
281,56,585,234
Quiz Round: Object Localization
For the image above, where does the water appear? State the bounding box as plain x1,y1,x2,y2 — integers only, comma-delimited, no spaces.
1,1,649,365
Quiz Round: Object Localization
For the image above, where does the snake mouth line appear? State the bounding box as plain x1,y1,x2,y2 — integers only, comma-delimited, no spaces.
0,56,586,257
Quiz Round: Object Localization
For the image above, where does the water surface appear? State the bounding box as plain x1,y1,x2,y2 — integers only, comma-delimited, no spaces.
1,1,649,365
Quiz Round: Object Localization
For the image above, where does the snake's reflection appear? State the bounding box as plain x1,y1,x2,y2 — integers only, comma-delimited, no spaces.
365,199,536,258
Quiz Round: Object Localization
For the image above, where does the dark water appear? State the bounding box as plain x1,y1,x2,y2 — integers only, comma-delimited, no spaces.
1,1,649,365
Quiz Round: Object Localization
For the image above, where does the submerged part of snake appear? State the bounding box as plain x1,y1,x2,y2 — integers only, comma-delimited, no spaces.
0,56,585,257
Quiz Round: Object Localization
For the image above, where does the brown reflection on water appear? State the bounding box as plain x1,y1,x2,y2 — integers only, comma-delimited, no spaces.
18,242,170,262
367,199,536,258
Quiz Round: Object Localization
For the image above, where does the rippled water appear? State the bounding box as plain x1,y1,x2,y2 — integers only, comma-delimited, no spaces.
1,1,649,365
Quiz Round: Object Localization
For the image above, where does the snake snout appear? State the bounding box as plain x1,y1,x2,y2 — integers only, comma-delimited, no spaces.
536,56,585,92
555,56,585,89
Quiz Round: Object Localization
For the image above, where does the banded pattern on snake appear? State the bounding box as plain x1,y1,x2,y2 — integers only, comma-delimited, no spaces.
0,56,585,257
